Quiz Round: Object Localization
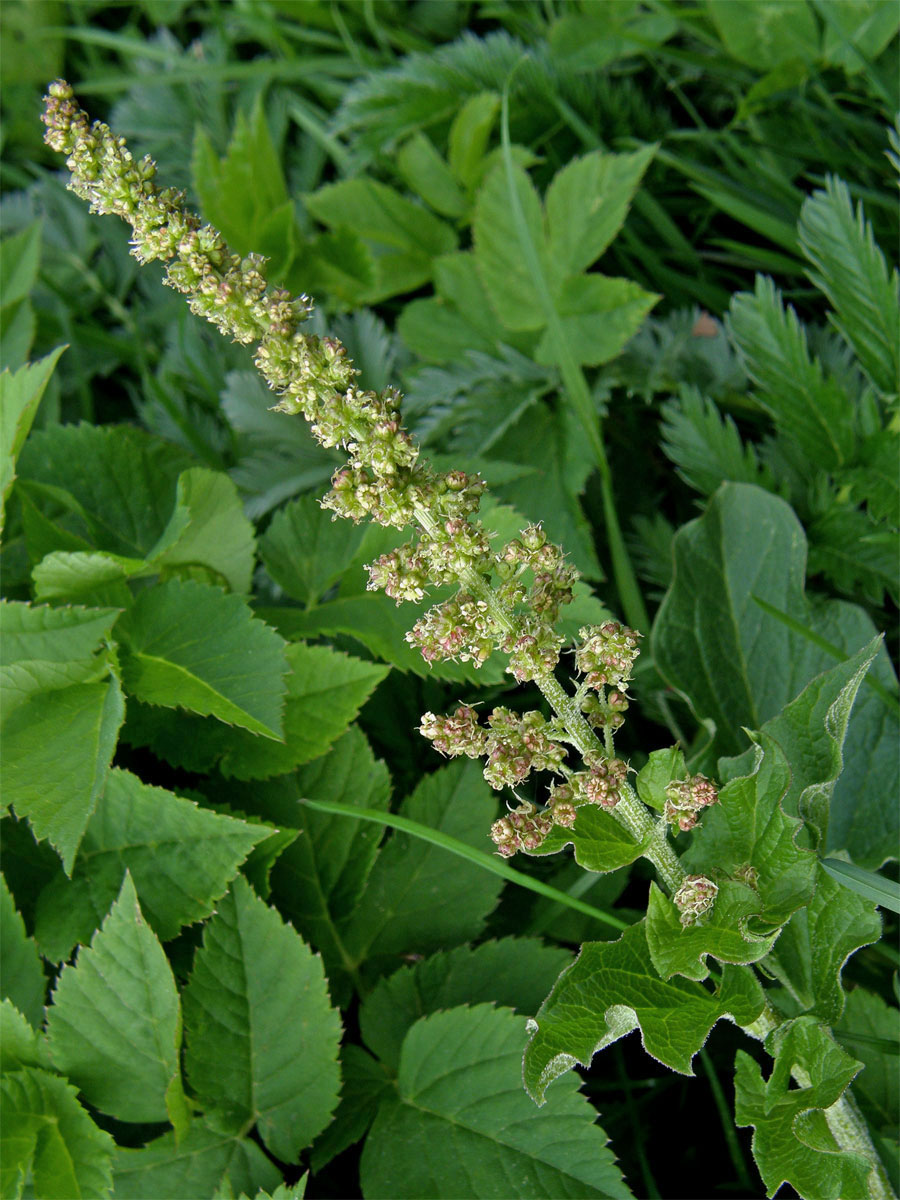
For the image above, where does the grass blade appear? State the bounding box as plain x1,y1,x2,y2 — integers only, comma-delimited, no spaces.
820,859,900,915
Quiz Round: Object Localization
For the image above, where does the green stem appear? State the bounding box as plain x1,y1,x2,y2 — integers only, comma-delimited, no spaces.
743,1002,897,1200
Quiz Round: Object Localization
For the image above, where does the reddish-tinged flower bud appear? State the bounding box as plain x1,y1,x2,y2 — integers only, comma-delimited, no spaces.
674,875,718,926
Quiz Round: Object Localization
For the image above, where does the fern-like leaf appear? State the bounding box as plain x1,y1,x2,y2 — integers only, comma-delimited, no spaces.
798,176,900,399
727,276,856,470
660,385,774,497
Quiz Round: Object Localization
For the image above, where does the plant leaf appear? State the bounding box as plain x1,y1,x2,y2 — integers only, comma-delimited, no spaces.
117,578,288,739
112,1118,281,1200
361,1005,632,1199
183,876,341,1162
771,864,882,1023
820,858,900,914
0,347,66,533
215,643,390,780
727,277,854,469
309,1046,393,1173
525,802,649,873
735,1016,871,1199
0,874,45,1029
149,468,256,594
359,938,572,1072
1,1067,115,1200
798,177,899,397
33,767,269,961
46,874,182,1123
258,493,368,608
341,760,503,979
523,921,765,1101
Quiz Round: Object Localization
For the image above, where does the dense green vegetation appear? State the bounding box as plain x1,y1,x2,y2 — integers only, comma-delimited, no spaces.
1,4,898,1199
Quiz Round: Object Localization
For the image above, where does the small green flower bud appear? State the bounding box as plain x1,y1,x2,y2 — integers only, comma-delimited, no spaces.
674,875,719,926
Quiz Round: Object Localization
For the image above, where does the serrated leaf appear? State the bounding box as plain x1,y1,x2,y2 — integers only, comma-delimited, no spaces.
523,922,765,1101
33,768,269,961
0,221,42,310
362,1004,632,1199
0,599,119,678
819,0,900,70
258,494,368,607
525,803,649,873
118,578,288,738
304,179,456,302
32,550,150,605
534,274,659,368
2,675,125,873
216,642,390,780
770,864,882,1023
735,1016,871,1199
660,385,774,497
149,468,256,594
0,874,45,1028
474,159,549,331
257,727,391,1004
798,177,899,397
112,1118,281,1200
46,874,182,1123
342,760,503,979
17,423,193,559
808,505,898,606
0,1067,115,1200
359,938,573,1071
309,1045,393,1173
728,277,854,469
0,347,66,532
545,145,655,278
0,1000,51,1072
183,876,341,1162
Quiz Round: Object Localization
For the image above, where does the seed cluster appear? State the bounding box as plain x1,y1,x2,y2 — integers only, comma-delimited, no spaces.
664,774,719,832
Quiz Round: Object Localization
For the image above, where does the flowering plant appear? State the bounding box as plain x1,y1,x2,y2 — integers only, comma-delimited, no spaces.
0,78,895,1200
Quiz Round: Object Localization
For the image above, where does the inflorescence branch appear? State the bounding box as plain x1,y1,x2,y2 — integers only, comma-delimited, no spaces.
42,79,700,900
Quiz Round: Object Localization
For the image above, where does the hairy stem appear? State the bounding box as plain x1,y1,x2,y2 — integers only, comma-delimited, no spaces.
743,1002,897,1200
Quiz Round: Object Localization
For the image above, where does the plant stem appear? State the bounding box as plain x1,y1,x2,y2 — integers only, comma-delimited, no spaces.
415,500,685,895
743,1002,898,1200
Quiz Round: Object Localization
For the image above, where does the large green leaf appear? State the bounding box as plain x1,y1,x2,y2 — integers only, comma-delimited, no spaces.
473,160,549,331
1,1067,114,1200
33,768,269,961
17,423,193,560
706,0,820,67
0,999,51,1073
309,1046,393,1173
525,803,648,874
252,726,392,1005
0,874,45,1029
361,1005,632,1199
215,642,390,780
359,939,572,1072
46,874,183,1124
258,494,368,608
112,1119,281,1200
798,177,899,397
32,550,150,606
0,347,65,532
769,865,881,1024
834,987,900,1169
0,600,120,714
735,1016,871,1200
118,578,288,739
304,179,457,302
183,876,341,1162
652,484,899,866
523,921,765,1102
149,468,256,594
534,274,658,368
545,145,655,277
341,760,503,979
2,676,124,873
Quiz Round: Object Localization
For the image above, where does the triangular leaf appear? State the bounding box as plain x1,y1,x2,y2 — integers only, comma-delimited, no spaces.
0,874,45,1029
47,874,183,1124
183,877,341,1162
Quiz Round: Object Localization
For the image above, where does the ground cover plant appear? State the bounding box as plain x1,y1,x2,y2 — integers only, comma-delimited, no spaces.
1,4,898,1199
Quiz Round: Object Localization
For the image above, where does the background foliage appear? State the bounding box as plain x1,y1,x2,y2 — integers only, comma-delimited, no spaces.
1,2,898,1198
